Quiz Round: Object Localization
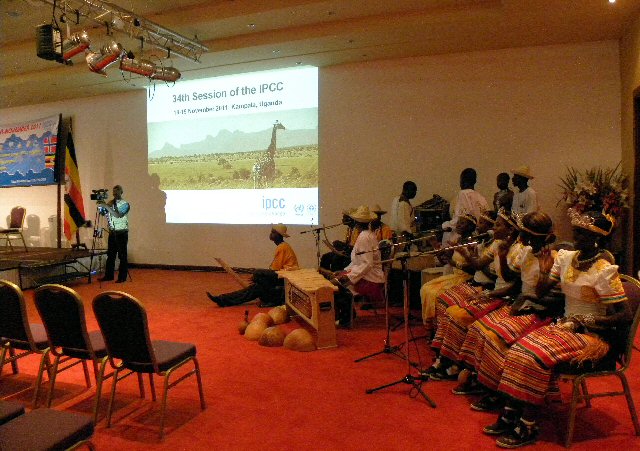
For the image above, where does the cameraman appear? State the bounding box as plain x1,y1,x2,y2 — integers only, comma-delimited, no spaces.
97,185,130,283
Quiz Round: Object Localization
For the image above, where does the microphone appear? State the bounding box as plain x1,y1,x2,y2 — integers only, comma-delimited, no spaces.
300,222,343,234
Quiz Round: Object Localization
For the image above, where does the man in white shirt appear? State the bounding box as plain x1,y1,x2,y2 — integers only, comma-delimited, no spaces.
389,180,417,239
511,165,538,214
441,168,489,245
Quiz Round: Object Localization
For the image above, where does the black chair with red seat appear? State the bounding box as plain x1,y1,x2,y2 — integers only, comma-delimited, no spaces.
0,207,28,252
92,290,205,439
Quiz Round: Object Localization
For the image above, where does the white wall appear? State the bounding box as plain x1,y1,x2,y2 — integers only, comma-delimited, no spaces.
0,40,622,268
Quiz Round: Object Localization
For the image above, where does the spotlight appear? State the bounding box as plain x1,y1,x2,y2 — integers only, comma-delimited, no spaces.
110,16,124,30
150,65,181,82
62,30,90,61
86,41,124,75
120,56,155,77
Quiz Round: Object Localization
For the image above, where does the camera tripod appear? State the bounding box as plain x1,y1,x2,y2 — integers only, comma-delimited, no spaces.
365,253,436,407
87,205,107,283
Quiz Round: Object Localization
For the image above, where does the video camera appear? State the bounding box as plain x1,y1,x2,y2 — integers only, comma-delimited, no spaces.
90,188,109,201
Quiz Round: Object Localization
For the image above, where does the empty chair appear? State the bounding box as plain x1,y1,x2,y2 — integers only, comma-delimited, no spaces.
34,284,111,423
0,400,24,426
0,207,28,252
0,280,51,407
559,274,640,447
0,403,95,451
92,290,205,439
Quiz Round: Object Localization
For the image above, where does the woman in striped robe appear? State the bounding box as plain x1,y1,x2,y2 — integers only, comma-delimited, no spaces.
454,212,557,401
486,210,631,448
428,210,521,380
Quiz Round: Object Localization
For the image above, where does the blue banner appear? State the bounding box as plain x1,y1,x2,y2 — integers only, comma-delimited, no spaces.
0,115,60,187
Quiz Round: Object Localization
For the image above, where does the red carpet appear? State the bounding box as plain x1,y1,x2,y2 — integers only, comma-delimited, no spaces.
1,269,639,450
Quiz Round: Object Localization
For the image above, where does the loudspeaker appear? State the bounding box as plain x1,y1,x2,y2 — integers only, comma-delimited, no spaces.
36,24,62,61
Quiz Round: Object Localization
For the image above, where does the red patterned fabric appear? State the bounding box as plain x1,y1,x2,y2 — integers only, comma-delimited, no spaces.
498,325,599,404
432,283,479,348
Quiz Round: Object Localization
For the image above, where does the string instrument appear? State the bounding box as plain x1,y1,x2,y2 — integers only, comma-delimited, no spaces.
322,225,352,258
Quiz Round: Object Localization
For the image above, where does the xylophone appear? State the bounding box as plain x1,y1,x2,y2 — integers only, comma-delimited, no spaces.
277,268,338,349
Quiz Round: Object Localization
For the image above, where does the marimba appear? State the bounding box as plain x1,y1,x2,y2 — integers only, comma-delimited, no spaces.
277,268,338,349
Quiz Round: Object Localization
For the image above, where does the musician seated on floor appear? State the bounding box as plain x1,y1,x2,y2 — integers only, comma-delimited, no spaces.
320,208,358,272
206,224,299,307
334,206,386,323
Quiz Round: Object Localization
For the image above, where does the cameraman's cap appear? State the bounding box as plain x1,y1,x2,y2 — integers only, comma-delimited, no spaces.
271,223,289,237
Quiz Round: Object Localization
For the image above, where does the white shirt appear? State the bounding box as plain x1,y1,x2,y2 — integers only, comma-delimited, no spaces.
550,249,622,317
512,187,538,214
389,196,413,234
440,188,489,244
344,230,385,284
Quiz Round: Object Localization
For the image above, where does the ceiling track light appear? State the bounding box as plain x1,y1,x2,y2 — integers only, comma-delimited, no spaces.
35,0,208,62
85,40,124,75
62,30,90,61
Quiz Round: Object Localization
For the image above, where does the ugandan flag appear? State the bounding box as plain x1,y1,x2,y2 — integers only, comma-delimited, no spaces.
63,132,86,240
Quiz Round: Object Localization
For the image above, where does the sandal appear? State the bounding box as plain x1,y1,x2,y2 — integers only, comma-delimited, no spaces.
452,380,485,395
429,364,459,381
483,406,519,436
471,394,503,412
496,419,538,448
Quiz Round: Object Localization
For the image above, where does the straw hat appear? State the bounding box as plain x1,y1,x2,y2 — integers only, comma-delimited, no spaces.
349,205,377,223
371,204,387,215
271,223,290,237
341,207,355,216
511,165,534,179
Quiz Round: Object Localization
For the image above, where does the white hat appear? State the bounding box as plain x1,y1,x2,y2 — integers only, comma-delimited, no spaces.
349,205,377,223
271,223,290,237
512,165,534,179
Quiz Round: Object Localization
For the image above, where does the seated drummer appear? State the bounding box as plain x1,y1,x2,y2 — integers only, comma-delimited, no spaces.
207,224,299,307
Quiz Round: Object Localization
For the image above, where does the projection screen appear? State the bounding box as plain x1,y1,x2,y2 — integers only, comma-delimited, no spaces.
147,66,318,225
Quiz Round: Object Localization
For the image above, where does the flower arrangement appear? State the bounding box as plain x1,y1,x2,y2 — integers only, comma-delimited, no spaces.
558,163,629,218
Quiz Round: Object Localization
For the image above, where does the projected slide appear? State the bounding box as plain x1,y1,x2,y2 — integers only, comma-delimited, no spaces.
147,66,318,225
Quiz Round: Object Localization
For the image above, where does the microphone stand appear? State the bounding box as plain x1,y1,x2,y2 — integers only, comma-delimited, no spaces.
365,252,436,407
354,254,417,367
300,223,344,269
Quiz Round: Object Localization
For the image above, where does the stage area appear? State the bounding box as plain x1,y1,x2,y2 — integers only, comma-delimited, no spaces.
0,246,106,289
